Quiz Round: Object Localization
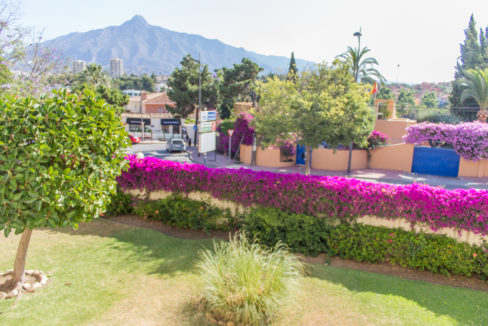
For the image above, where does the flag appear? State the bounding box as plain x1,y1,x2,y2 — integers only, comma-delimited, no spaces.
370,82,378,95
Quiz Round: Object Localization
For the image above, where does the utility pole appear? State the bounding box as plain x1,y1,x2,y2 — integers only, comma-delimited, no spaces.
192,54,202,155
347,28,362,174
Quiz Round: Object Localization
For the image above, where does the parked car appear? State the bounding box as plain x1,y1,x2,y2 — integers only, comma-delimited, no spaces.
167,138,186,153
129,134,141,144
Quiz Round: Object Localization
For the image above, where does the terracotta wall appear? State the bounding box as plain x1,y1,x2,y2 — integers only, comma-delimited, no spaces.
374,119,415,144
311,148,367,170
369,143,414,172
240,144,296,168
458,158,488,178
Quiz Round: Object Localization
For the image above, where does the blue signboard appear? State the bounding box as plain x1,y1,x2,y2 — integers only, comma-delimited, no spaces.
201,110,217,122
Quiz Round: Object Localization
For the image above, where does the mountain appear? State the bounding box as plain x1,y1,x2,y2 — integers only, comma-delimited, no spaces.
45,15,315,75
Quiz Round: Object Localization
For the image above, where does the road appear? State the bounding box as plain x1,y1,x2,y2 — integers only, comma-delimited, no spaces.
127,143,191,163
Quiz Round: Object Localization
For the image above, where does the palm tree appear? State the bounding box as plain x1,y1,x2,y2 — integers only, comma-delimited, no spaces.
79,64,112,88
337,46,385,83
461,68,488,122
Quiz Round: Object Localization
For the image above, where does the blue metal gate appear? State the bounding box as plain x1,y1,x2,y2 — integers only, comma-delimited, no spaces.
296,145,306,165
411,146,460,177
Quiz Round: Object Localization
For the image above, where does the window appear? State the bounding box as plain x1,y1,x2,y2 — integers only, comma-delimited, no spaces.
129,124,140,132
173,125,180,134
162,125,170,133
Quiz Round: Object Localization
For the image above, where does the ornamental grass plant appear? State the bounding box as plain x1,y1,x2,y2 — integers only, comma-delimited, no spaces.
197,233,303,326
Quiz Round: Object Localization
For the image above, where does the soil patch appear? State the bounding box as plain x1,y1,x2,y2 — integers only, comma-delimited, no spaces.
0,270,49,299
106,215,488,293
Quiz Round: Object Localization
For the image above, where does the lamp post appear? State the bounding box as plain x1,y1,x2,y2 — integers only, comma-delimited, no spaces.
190,54,202,150
347,28,362,174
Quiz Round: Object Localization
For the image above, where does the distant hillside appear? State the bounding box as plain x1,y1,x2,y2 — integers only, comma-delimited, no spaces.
45,15,315,75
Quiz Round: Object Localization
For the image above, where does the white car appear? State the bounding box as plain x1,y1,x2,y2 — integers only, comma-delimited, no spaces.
167,139,186,153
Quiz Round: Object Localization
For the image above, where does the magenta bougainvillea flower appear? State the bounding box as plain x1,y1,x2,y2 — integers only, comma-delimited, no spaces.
118,156,488,236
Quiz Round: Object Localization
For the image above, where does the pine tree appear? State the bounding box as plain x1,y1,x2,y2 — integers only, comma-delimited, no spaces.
449,15,488,120
287,52,298,83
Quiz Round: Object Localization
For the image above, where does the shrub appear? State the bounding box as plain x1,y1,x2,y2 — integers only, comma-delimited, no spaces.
244,207,330,255
278,139,296,157
367,130,389,150
416,112,460,124
118,157,488,235
106,188,134,216
197,233,303,325
404,121,488,160
133,195,235,232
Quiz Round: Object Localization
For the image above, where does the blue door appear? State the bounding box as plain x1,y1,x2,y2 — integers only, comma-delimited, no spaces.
411,146,460,177
296,145,306,165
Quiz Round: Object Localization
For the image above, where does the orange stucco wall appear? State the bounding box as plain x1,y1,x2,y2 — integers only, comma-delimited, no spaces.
458,158,488,178
240,144,296,168
369,143,414,172
311,148,367,170
374,119,415,144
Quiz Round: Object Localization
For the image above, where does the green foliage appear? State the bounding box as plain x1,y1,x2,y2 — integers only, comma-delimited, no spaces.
328,224,488,278
197,233,303,325
106,188,134,216
286,52,298,83
337,45,385,83
461,68,488,110
378,102,392,119
396,89,415,112
254,61,373,173
450,15,488,113
0,89,130,235
114,74,155,92
74,64,112,88
421,91,438,108
167,54,218,118
217,119,235,136
133,195,235,232
218,58,262,119
376,86,394,100
416,111,460,124
243,206,331,255
242,205,488,279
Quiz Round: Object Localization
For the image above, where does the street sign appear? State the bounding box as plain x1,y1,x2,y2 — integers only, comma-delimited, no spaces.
200,110,217,122
199,121,216,133
227,129,234,137
198,132,216,153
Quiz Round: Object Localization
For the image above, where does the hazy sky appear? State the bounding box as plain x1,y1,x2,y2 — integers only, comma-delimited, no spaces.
17,0,488,84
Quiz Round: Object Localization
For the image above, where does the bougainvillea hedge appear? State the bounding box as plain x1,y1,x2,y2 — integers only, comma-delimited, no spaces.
404,121,488,160
118,156,488,235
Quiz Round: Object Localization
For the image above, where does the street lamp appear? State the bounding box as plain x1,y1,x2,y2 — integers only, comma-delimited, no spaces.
347,28,362,174
189,54,202,150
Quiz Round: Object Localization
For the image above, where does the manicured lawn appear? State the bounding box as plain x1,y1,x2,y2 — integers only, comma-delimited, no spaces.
1,220,487,325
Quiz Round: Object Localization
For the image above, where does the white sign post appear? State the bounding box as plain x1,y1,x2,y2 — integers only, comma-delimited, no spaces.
198,110,217,165
227,129,234,160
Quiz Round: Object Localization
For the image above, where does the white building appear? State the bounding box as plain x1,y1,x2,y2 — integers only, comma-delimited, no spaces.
72,60,86,74
122,89,142,97
110,58,124,78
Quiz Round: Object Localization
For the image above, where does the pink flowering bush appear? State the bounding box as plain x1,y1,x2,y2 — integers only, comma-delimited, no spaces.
216,113,254,155
367,130,389,150
404,122,488,160
118,156,488,235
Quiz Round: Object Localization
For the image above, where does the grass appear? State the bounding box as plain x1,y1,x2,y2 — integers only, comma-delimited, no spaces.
0,220,486,325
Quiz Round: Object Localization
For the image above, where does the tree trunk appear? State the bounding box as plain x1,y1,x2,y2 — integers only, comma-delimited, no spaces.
7,228,33,287
305,146,311,175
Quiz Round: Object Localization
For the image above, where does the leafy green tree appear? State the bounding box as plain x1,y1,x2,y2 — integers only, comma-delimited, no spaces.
253,61,373,175
337,46,385,83
0,89,129,296
397,89,416,112
115,74,155,92
376,86,394,100
167,54,217,118
421,91,438,108
218,58,262,119
450,15,488,120
461,68,488,118
287,52,298,83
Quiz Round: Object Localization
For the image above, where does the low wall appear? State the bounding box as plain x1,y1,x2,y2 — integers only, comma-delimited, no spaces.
127,189,487,246
369,143,414,172
374,119,415,144
240,144,296,168
311,148,367,170
458,158,488,178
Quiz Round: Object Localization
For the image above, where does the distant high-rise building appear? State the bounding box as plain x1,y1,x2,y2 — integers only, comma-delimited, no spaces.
72,60,86,74
110,58,124,78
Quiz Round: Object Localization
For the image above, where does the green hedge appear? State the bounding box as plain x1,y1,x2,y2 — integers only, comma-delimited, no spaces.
243,206,488,279
132,195,236,232
107,193,488,279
